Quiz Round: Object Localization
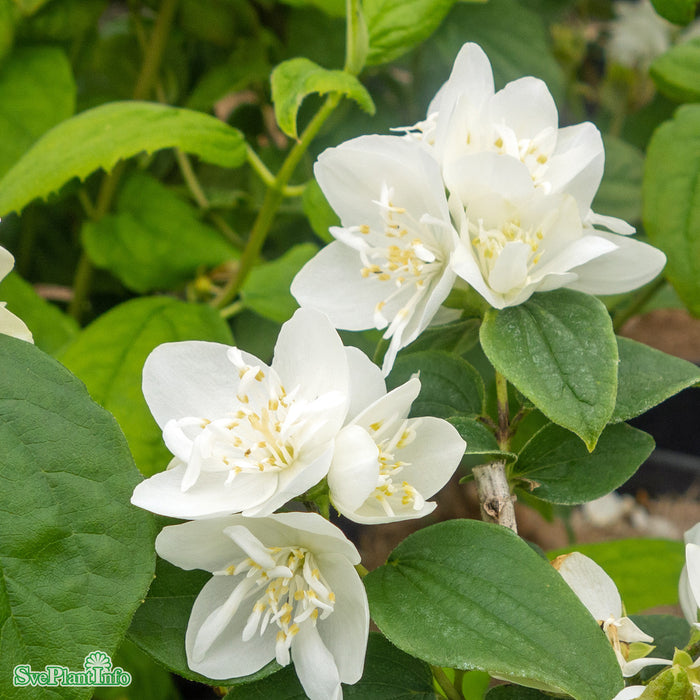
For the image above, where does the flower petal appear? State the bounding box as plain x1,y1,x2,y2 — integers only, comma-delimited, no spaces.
292,620,342,700
315,552,369,684
185,575,276,679
143,341,262,428
328,425,380,513
0,304,33,343
488,77,558,139
552,552,622,620
345,346,386,420
0,246,14,280
621,656,671,677
612,686,646,700
352,377,421,431
131,464,278,519
566,232,666,295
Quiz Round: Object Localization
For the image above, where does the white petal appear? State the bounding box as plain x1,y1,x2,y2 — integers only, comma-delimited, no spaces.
292,620,342,700
553,552,622,620
685,523,700,545
566,233,666,295
143,341,261,429
586,210,636,235
621,656,671,677
328,425,380,513
488,77,558,139
314,135,450,227
291,242,387,332
686,544,700,619
0,304,33,343
155,517,249,572
616,617,653,644
243,446,334,518
315,552,369,684
532,234,619,282
450,237,504,309
487,241,531,294
0,246,14,279
679,565,698,627
611,686,646,700
345,346,386,420
546,122,604,211
186,575,276,679
272,308,350,411
352,377,420,431
131,464,278,519
397,417,465,497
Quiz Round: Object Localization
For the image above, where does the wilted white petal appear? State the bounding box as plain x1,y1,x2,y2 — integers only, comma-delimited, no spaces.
611,686,646,700
0,304,33,343
620,655,671,677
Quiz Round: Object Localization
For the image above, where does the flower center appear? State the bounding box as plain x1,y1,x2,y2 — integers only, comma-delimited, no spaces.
367,416,424,516
343,184,445,337
164,349,337,491
490,127,556,188
218,543,336,666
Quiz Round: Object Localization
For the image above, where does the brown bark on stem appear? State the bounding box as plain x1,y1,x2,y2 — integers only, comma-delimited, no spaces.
473,460,517,533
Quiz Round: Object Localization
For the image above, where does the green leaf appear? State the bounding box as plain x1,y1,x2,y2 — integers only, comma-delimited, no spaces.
486,688,551,699
387,350,485,418
241,243,318,323
364,0,465,66
365,520,623,699
0,46,76,179
0,101,247,216
613,336,700,423
448,415,516,463
640,664,695,699
225,633,436,699
480,290,618,450
302,179,338,244
82,172,238,293
593,136,644,224
629,615,691,681
21,0,107,42
643,104,700,315
651,38,700,103
0,335,156,700
403,317,481,355
59,297,234,476
278,0,345,17
549,539,685,614
128,557,280,686
271,58,374,139
0,271,78,354
513,422,654,504
650,0,698,25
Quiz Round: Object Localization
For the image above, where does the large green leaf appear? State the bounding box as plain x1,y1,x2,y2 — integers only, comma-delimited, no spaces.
0,101,247,216
480,290,618,450
513,422,654,504
0,46,75,179
651,38,700,103
224,633,436,698
549,540,685,614
486,688,550,699
0,271,78,355
365,519,623,699
364,0,469,66
593,136,644,224
128,557,280,685
241,243,318,323
386,350,485,418
0,335,156,700
650,0,698,24
59,297,233,476
613,336,700,423
82,172,238,293
643,104,700,315
271,58,374,139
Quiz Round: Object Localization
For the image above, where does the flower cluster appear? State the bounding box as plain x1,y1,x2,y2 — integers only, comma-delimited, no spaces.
292,43,666,373
131,308,465,698
0,245,32,343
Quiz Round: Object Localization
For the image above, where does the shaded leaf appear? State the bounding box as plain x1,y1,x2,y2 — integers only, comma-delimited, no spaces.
651,37,700,103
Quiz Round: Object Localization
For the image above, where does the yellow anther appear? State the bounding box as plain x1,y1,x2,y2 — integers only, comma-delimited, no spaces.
494,137,503,149
255,370,265,381
360,225,370,234
537,154,548,164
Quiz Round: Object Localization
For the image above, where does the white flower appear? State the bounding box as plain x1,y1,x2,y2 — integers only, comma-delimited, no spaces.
328,376,466,524
402,43,610,216
131,308,369,519
679,523,700,629
609,0,674,70
0,246,33,343
446,152,667,308
611,687,646,700
155,512,369,700
553,552,671,677
291,135,460,374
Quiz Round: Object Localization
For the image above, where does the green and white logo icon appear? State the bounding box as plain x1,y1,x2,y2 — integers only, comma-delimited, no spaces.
13,650,131,688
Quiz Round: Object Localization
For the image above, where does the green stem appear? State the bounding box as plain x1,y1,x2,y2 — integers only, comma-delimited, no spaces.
219,300,244,319
175,149,209,209
495,370,510,450
68,0,179,321
216,92,341,307
431,666,462,700
344,0,367,75
612,276,666,333
246,146,308,197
